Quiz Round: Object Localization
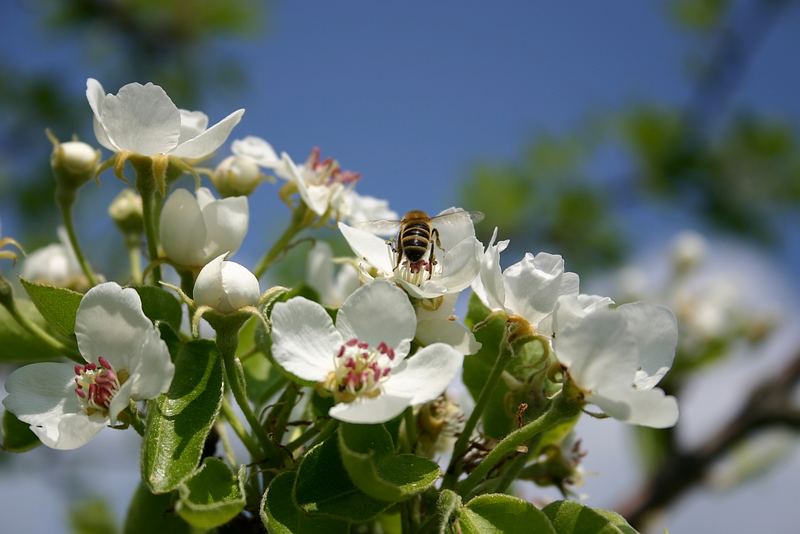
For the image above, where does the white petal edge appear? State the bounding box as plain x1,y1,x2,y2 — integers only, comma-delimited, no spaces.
171,109,245,159
271,297,343,382
328,394,412,424
159,188,208,266
336,281,416,360
383,343,464,404
338,222,394,274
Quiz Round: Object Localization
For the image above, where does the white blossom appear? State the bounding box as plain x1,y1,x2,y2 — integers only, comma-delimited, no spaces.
337,190,398,227
338,208,483,299
415,294,480,355
86,78,243,160
2,282,174,449
552,295,679,428
194,254,260,314
270,280,463,424
471,227,579,333
213,136,283,196
280,148,361,217
159,187,248,268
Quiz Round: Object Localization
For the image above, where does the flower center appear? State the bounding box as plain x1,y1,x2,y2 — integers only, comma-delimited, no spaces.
73,357,126,415
323,338,394,403
306,147,362,186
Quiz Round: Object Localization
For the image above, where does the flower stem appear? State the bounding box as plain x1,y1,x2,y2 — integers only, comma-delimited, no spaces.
56,190,98,287
442,339,514,489
0,277,80,363
217,327,286,466
221,396,260,458
130,157,161,285
127,400,145,436
253,204,309,279
286,418,329,452
456,392,580,497
127,238,143,285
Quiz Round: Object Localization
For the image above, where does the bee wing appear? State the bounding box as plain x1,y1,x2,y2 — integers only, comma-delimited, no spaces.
430,209,485,225
349,218,402,236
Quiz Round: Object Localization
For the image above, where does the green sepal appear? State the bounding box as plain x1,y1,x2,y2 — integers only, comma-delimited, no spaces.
457,493,556,534
294,436,391,522
176,458,246,528
338,423,440,502
261,471,350,533
142,340,224,494
20,278,82,338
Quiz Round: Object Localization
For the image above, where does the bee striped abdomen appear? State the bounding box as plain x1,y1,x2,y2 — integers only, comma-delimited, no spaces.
401,222,431,262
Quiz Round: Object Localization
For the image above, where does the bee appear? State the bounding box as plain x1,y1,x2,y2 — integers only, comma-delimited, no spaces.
355,209,483,282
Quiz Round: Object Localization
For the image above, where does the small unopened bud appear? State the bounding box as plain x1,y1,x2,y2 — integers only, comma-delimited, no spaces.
212,155,263,197
194,254,260,314
48,132,100,193
108,189,144,236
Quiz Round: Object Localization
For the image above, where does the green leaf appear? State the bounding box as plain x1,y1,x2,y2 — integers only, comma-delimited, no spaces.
463,293,513,437
176,458,246,528
261,471,350,533
338,423,440,502
142,340,224,494
294,437,391,522
124,483,191,534
0,300,63,362
134,286,183,332
1,410,40,452
20,278,82,338
69,497,117,534
458,494,555,534
543,501,637,534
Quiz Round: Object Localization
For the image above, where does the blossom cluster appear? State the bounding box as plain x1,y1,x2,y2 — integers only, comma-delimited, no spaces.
0,78,679,531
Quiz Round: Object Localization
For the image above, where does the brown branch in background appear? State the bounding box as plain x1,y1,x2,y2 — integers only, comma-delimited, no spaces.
617,350,800,529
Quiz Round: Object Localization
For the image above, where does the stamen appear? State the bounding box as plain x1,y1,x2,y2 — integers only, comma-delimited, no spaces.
73,357,123,414
327,337,395,403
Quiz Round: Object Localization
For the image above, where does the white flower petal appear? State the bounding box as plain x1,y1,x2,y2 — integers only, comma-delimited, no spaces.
554,307,637,391
193,254,226,309
220,261,260,310
178,109,209,144
420,237,483,295
271,297,342,382
328,394,412,424
100,82,181,155
306,242,335,305
171,109,245,159
3,362,106,450
383,343,463,404
127,326,175,401
336,281,416,358
338,222,395,274
503,253,579,327
589,388,679,428
75,282,156,373
416,318,480,355
199,193,249,261
85,78,117,151
340,191,398,227
617,303,678,389
232,136,280,167
471,227,509,312
21,244,76,287
434,208,476,250
159,188,208,266
108,379,135,423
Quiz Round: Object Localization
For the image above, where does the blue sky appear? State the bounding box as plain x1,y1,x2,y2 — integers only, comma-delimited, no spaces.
1,1,799,532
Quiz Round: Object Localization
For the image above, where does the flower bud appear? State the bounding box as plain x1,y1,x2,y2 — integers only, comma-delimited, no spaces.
48,132,100,193
194,254,260,314
108,189,144,236
212,155,263,197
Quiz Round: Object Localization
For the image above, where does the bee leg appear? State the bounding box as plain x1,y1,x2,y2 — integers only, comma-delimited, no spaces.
392,238,403,271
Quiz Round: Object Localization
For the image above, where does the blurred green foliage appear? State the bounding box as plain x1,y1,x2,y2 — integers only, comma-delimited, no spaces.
461,0,800,275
